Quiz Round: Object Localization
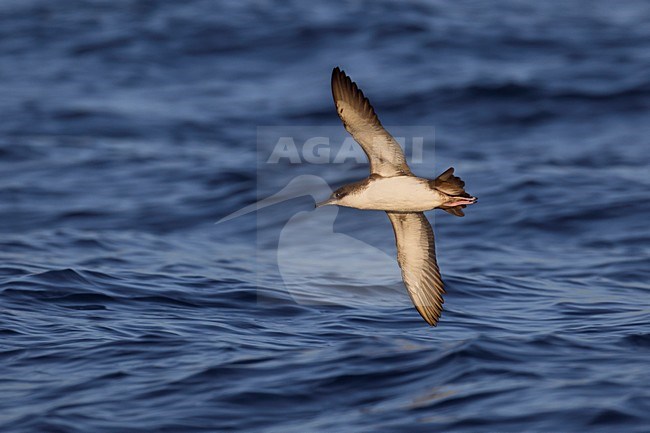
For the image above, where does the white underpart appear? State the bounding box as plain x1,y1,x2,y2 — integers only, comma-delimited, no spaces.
340,176,446,212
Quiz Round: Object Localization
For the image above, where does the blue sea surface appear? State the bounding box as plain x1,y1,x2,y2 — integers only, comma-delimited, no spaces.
1,1,650,432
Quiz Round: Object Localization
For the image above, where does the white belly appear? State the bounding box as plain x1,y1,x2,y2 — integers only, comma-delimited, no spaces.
347,176,444,211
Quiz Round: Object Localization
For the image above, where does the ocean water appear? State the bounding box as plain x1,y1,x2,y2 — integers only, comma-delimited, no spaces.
1,1,650,432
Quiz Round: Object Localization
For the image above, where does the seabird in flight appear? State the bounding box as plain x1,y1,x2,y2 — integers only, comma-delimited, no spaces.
316,67,477,326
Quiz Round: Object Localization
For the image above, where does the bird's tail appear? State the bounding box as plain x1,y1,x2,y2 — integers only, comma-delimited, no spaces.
431,167,476,217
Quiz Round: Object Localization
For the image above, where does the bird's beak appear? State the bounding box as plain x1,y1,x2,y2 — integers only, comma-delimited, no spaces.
315,198,335,208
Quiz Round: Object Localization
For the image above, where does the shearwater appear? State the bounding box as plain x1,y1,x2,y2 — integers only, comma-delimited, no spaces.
316,67,477,326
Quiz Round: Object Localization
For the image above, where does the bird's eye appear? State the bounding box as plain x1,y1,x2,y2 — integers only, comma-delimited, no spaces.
335,192,341,198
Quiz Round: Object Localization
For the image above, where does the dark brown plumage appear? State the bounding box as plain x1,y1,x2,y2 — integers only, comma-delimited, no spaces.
432,167,474,217
331,67,412,177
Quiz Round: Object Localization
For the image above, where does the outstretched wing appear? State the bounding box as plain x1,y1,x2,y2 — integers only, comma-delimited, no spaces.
387,212,445,326
332,67,412,178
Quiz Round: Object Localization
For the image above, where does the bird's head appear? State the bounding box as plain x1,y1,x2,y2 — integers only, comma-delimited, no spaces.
315,184,354,208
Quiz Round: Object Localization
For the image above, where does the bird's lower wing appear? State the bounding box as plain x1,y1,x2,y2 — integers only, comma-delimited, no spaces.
387,212,445,326
332,67,412,178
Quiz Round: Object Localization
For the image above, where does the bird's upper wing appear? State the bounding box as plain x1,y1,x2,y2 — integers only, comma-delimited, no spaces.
387,211,445,326
332,67,412,178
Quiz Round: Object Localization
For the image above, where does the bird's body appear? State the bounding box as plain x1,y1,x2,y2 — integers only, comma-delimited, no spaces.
316,67,477,326
332,175,447,212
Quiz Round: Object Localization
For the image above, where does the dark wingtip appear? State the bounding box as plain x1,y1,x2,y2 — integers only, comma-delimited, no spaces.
332,67,344,101
332,66,344,81
330,67,381,126
419,309,441,327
